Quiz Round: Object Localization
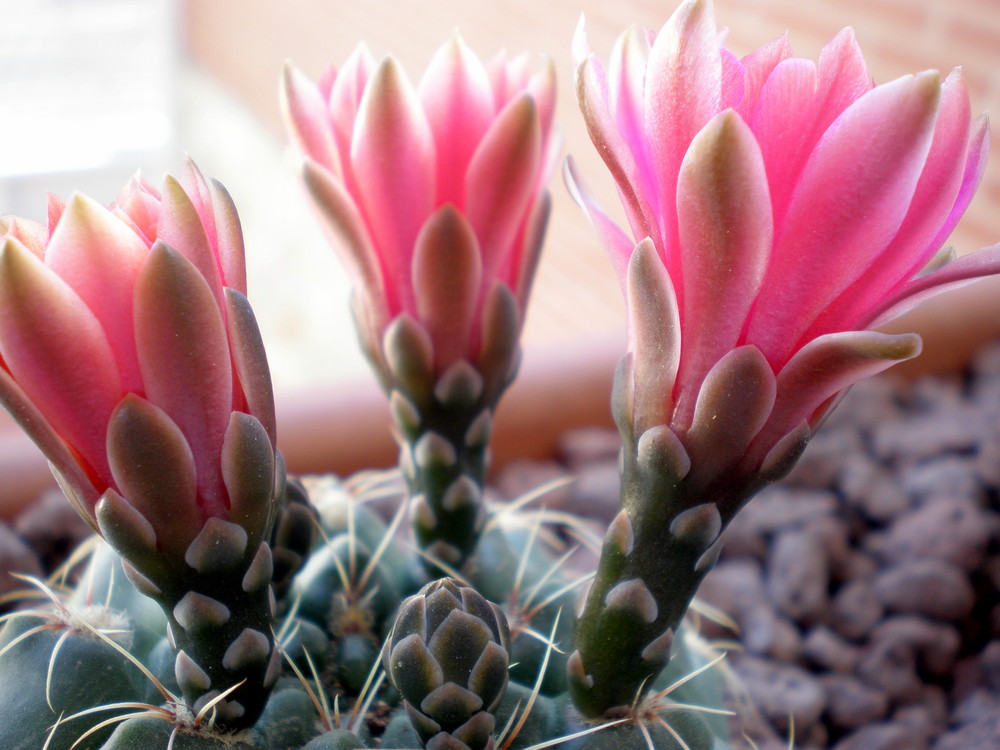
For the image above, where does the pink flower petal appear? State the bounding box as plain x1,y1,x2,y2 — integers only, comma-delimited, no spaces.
225,288,276,447
302,157,386,326
411,205,483,369
737,33,792,118
720,48,746,111
465,94,541,282
563,157,636,288
526,58,558,157
0,238,122,486
419,34,494,208
281,62,340,173
111,175,161,245
748,57,819,223
625,239,681,434
208,178,247,295
510,193,551,311
179,159,219,257
44,194,147,394
608,26,657,203
156,175,226,313
802,69,973,336
0,216,48,257
0,362,101,517
644,0,722,279
747,330,921,467
747,71,942,367
814,28,873,137
133,242,233,517
918,114,990,263
46,194,66,236
868,242,1000,326
350,56,435,316
674,111,772,426
328,44,377,179
576,54,660,248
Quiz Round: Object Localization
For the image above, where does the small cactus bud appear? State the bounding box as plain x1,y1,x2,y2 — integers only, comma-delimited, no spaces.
386,578,511,750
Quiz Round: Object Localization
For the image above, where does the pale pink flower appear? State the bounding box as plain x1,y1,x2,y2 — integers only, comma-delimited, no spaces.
282,35,557,378
569,0,1000,486
0,162,276,558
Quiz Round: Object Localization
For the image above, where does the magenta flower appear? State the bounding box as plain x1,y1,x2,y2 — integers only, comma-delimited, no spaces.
283,37,557,570
282,35,557,381
570,0,1000,480
0,162,277,562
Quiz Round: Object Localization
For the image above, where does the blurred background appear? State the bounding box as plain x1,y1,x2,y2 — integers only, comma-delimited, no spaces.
1,0,999,511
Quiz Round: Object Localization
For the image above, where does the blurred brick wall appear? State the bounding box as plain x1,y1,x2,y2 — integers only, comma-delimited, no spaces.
182,0,1000,345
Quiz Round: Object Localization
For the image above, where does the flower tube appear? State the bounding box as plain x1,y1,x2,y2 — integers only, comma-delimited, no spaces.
283,36,557,570
567,0,1000,717
0,162,281,728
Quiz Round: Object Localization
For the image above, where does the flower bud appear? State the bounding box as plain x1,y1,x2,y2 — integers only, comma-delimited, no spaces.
386,578,511,750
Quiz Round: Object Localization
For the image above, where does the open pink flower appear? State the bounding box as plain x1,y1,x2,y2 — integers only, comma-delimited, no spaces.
0,162,276,560
282,35,557,379
570,0,1000,486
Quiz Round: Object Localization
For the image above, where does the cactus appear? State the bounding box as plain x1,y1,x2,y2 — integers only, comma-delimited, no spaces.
4,2,988,745
0,158,739,750
0,463,736,750
384,578,511,750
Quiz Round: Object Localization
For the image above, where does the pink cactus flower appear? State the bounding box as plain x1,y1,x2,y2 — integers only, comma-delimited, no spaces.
0,162,276,560
282,35,557,379
569,0,1000,485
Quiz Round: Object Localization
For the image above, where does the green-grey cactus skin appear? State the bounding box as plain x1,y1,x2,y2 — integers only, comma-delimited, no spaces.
380,710,424,748
270,473,320,611
69,538,168,661
0,610,143,750
299,729,369,749
495,682,563,750
311,482,425,597
653,625,731,744
249,686,321,749
98,715,259,749
568,351,807,718
294,535,401,631
558,710,714,750
279,616,330,674
374,287,522,573
507,585,575,696
385,578,512,750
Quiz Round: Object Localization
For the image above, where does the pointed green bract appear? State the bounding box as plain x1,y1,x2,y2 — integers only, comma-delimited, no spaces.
107,394,201,559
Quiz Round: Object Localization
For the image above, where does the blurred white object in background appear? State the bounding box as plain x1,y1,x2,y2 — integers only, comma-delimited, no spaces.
0,0,177,221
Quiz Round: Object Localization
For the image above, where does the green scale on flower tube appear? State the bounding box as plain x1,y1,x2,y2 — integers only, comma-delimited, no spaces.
380,284,522,573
